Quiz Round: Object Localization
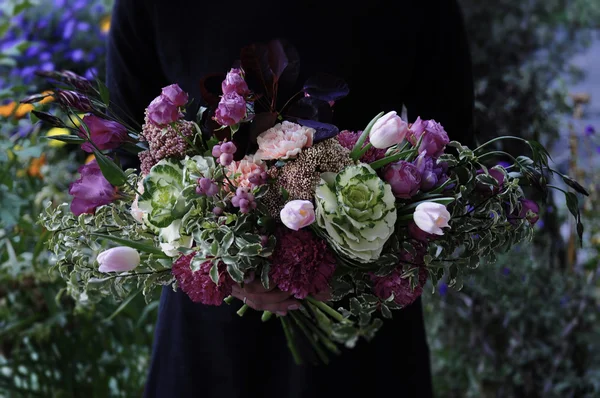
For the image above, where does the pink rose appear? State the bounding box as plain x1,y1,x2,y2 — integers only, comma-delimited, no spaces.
255,121,315,160
226,155,267,188
147,95,181,126
222,68,250,96
214,92,247,126
161,84,188,107
408,117,449,158
79,115,128,153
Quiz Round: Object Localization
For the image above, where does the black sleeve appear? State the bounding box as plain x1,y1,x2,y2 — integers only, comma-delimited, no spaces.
404,0,475,147
106,0,170,128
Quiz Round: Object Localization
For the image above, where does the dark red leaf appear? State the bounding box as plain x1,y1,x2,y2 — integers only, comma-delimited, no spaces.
199,73,226,107
241,43,274,97
285,97,333,123
267,39,288,82
303,73,349,102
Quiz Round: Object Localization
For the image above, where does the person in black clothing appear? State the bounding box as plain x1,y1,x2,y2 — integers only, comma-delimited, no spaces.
106,1,474,397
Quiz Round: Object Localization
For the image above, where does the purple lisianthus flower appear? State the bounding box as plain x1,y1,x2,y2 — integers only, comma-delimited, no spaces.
77,22,90,32
519,198,540,225
63,19,76,39
214,92,247,126
69,160,116,216
476,167,505,194
384,160,421,199
408,117,449,158
40,62,54,72
147,95,181,126
222,68,250,96
79,115,129,153
161,84,188,107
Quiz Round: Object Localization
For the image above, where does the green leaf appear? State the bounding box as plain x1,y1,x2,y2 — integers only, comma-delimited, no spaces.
227,264,244,282
43,134,85,144
210,240,219,256
561,175,589,196
238,243,262,256
93,149,128,186
97,79,110,106
103,287,142,322
565,192,579,221
261,263,270,290
88,233,167,257
220,231,234,253
209,263,219,284
281,187,289,201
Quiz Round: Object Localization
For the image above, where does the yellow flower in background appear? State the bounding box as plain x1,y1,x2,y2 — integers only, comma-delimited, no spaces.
40,90,55,104
0,102,34,119
85,154,95,164
100,15,111,34
7,144,24,161
28,154,47,179
46,127,71,148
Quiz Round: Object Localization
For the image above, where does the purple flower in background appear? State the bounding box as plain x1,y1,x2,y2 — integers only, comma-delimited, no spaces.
518,199,540,225
560,295,569,307
79,115,129,152
384,160,421,199
63,19,76,39
438,283,448,296
77,22,90,32
214,92,247,126
497,160,511,169
84,67,97,80
69,160,116,216
585,125,595,136
147,95,181,126
161,84,188,107
502,267,510,276
40,62,54,72
69,49,85,62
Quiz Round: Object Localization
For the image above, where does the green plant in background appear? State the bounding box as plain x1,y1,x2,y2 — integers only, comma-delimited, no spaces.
424,249,600,398
1,1,158,396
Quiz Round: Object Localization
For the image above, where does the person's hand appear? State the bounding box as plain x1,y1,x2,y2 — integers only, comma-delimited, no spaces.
231,278,300,316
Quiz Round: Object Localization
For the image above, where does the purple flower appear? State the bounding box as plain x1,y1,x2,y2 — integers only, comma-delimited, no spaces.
63,19,76,39
161,84,188,107
56,90,92,112
147,95,181,126
408,221,434,242
79,115,129,153
69,49,85,62
69,160,116,216
172,254,234,306
214,92,247,126
384,160,421,199
77,22,90,32
476,167,505,194
408,117,449,158
371,266,428,307
196,178,219,197
585,125,595,136
413,152,438,191
438,283,448,296
222,68,250,96
502,267,510,276
519,198,540,225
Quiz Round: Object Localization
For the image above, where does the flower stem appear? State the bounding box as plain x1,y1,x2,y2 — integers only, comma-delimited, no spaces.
289,311,329,364
354,142,373,160
305,296,346,323
236,303,249,316
261,311,273,322
350,112,384,160
369,149,415,170
297,308,341,355
280,316,303,365
223,295,234,305
473,136,529,153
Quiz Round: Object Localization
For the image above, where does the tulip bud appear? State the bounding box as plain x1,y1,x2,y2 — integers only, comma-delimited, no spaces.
280,200,316,231
97,247,140,273
413,202,451,236
369,111,408,149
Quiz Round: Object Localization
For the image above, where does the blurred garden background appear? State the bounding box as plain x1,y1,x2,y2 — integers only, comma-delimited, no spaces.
1,0,599,396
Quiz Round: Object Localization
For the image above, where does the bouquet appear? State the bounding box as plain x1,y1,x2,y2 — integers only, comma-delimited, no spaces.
28,39,588,364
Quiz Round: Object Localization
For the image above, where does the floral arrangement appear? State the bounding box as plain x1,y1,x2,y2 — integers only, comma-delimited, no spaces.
29,39,588,364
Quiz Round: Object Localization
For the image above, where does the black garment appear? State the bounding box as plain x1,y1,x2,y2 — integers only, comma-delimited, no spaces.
106,1,474,397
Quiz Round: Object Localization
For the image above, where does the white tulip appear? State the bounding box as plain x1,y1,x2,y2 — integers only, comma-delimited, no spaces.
97,247,140,273
413,202,451,235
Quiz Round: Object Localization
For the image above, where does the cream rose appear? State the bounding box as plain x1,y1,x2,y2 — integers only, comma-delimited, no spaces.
255,121,315,160
227,155,267,188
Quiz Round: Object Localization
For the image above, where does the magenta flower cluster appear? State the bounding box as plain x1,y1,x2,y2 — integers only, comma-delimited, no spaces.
214,68,251,127
269,228,336,299
146,84,188,126
231,187,257,214
172,253,234,306
212,141,237,166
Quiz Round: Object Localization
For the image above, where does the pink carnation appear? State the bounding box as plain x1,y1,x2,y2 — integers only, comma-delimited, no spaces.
336,130,386,164
255,121,315,160
172,253,234,306
226,155,267,188
370,266,428,308
270,228,336,299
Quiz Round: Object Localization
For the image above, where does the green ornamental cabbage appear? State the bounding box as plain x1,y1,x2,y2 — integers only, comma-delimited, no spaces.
315,164,397,263
138,159,190,228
